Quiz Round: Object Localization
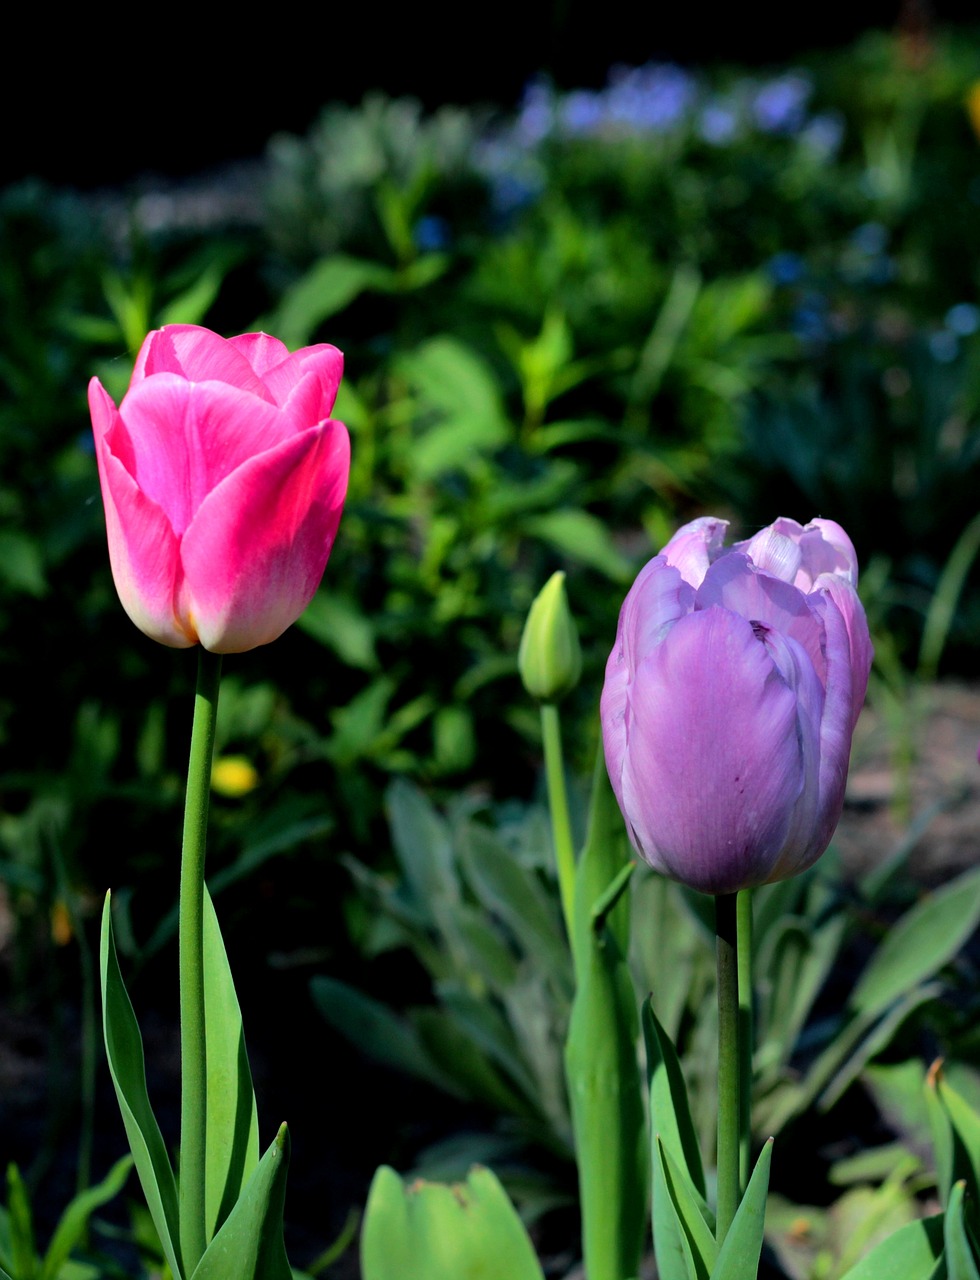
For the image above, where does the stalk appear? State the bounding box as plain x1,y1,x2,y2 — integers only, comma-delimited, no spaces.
540,703,577,940
178,649,222,1273
715,892,740,1247
737,889,754,1189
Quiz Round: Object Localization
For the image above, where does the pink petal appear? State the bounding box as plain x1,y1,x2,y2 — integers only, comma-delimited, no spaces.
118,375,289,534
89,378,191,647
813,576,873,729
226,332,291,378
133,326,274,403
619,606,804,893
660,516,729,587
179,420,350,653
736,522,804,584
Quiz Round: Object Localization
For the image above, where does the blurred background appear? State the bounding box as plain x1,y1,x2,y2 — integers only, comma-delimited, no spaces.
4,2,980,1276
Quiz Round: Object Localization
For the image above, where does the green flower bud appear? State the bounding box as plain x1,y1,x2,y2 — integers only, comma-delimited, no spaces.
518,571,582,703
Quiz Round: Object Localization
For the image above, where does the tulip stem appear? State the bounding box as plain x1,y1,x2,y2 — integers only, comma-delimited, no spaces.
737,889,753,1190
715,892,740,1248
179,648,222,1275
540,703,577,939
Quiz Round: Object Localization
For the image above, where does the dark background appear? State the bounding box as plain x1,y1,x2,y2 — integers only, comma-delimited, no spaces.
8,0,979,188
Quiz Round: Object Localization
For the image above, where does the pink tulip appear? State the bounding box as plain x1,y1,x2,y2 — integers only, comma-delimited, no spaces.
89,325,350,653
601,516,873,895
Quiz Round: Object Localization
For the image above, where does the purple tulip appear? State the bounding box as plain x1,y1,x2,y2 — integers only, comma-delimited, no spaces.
601,517,872,895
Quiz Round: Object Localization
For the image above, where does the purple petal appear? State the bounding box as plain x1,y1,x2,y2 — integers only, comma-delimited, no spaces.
660,517,730,587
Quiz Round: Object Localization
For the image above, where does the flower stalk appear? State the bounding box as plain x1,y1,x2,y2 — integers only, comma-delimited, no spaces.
715,891,740,1248
178,648,222,1273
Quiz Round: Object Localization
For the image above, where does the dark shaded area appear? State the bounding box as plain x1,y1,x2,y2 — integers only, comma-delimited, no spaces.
5,1,977,187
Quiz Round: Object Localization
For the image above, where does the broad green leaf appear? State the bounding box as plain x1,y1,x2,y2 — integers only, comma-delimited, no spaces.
564,749,647,1280
712,1139,773,1280
522,509,633,582
190,1125,291,1280
414,1007,530,1115
39,1154,133,1280
458,824,568,988
360,1165,545,1280
945,1181,980,1280
851,867,980,1018
656,1139,716,1279
310,977,461,1096
100,894,183,1280
836,1212,944,1279
296,592,378,670
386,780,460,912
273,255,393,347
644,999,706,1198
202,889,260,1241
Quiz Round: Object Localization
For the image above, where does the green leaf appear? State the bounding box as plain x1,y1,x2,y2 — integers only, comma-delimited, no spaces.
927,1062,980,1221
851,867,980,1018
310,976,462,1094
39,1155,133,1280
202,889,260,1241
190,1124,291,1280
522,509,633,581
712,1139,773,1280
100,894,183,1280
946,1181,980,1280
272,255,393,347
360,1165,545,1280
644,999,706,1198
656,1139,716,1279
652,1140,703,1280
386,780,460,914
296,592,378,670
835,1213,944,1279
6,1165,36,1280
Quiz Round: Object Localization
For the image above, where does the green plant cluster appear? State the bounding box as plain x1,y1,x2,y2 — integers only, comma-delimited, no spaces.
2,25,980,1275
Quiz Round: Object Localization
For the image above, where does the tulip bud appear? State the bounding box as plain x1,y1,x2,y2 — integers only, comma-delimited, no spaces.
519,571,582,703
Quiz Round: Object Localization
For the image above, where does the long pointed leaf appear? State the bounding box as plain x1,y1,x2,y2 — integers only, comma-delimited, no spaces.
712,1139,773,1280
644,999,706,1197
39,1155,133,1280
100,894,183,1280
652,1141,703,1280
657,1139,716,1278
946,1181,980,1280
202,888,259,1240
190,1124,291,1280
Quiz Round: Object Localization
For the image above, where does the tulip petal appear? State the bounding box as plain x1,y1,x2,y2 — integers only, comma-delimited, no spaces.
814,575,873,726
734,522,803,584
89,379,191,647
697,554,827,686
118,376,289,534
619,606,804,894
660,516,729,587
179,421,350,653
133,326,274,402
229,337,343,422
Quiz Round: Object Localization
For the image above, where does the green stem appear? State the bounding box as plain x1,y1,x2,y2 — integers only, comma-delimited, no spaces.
736,889,753,1190
179,649,222,1274
715,892,740,1247
540,703,576,939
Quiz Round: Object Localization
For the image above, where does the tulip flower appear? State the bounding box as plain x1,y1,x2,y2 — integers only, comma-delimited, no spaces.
601,516,872,895
89,324,350,653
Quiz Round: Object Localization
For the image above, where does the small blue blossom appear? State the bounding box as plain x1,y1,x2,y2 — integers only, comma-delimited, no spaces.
605,63,696,132
850,222,888,255
929,330,959,363
768,251,806,286
699,101,739,145
414,215,451,253
516,80,555,145
752,73,811,134
800,112,844,158
560,90,605,135
946,303,980,336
